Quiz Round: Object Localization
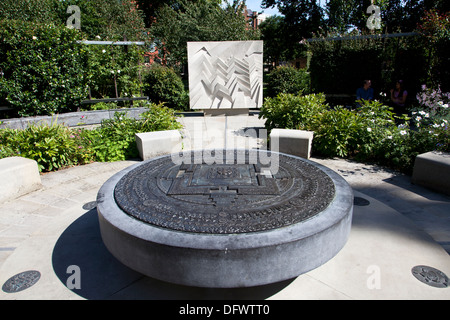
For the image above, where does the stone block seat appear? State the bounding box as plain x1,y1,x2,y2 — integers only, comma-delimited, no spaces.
135,130,184,161
269,128,314,159
412,151,450,196
0,157,42,203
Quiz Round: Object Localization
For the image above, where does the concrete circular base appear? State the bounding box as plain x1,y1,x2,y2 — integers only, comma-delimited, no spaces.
96,151,353,288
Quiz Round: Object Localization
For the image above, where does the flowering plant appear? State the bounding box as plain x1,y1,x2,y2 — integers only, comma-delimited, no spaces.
411,85,449,152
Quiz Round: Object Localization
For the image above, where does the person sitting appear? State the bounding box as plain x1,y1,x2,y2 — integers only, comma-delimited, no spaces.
390,80,408,116
356,80,374,105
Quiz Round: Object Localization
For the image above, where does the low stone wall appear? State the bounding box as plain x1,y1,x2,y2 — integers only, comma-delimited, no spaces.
0,107,149,130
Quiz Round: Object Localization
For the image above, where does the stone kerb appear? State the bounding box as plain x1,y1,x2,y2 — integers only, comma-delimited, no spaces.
270,128,314,159
135,130,184,161
412,151,450,196
0,157,42,203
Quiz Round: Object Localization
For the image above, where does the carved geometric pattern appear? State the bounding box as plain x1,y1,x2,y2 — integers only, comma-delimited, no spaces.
114,150,336,234
188,41,263,110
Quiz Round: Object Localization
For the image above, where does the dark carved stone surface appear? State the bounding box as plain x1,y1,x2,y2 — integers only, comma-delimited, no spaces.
114,150,335,234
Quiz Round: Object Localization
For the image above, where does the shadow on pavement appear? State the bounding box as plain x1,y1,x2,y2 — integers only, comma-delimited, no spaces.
51,208,294,300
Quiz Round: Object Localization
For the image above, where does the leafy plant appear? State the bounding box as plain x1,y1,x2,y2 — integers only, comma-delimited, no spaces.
259,93,328,130
80,103,183,162
0,121,94,171
265,66,311,97
143,65,189,111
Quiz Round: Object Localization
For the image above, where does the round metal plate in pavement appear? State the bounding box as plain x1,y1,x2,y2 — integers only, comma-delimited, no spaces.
411,265,449,288
2,270,41,293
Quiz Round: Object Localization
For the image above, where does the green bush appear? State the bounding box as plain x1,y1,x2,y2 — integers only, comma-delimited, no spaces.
81,103,183,162
0,103,183,170
143,65,189,111
259,93,328,130
260,93,448,173
265,66,311,97
0,20,90,116
0,121,94,172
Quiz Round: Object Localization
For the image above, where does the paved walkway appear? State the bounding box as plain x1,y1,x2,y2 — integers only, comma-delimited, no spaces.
0,113,449,300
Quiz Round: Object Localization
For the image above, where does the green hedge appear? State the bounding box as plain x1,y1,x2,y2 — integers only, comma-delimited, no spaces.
0,20,90,116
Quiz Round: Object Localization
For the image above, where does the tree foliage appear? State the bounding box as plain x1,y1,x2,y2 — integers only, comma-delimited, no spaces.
150,0,260,67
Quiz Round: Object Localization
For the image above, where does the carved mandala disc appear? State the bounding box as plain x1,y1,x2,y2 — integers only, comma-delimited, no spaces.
114,150,335,234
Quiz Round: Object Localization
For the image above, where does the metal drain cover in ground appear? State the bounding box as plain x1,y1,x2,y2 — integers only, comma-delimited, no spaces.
412,265,449,288
97,150,354,288
2,270,41,293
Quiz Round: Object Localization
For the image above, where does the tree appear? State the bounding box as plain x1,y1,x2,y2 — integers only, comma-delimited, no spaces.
55,0,147,41
262,0,324,60
150,0,259,68
260,15,289,66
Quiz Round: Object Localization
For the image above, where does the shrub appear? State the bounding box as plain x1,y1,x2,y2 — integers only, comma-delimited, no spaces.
0,103,183,170
265,66,311,97
81,103,183,162
259,93,328,130
260,93,445,173
0,121,94,172
143,65,189,111
0,20,90,116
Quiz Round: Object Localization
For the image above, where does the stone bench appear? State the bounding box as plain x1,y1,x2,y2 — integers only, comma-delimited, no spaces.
0,157,42,203
135,130,184,161
269,128,314,159
412,151,450,196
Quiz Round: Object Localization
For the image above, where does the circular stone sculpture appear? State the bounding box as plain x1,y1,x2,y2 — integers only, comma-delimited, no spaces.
97,150,353,288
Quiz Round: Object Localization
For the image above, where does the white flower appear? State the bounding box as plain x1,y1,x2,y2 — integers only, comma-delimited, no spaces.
424,113,429,118
412,111,417,115
387,135,393,139
443,104,449,109
433,123,440,128
96,35,101,39
400,130,407,135
32,36,37,40
102,49,106,53
416,116,422,121
117,70,121,74
419,110,426,115
367,127,372,132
